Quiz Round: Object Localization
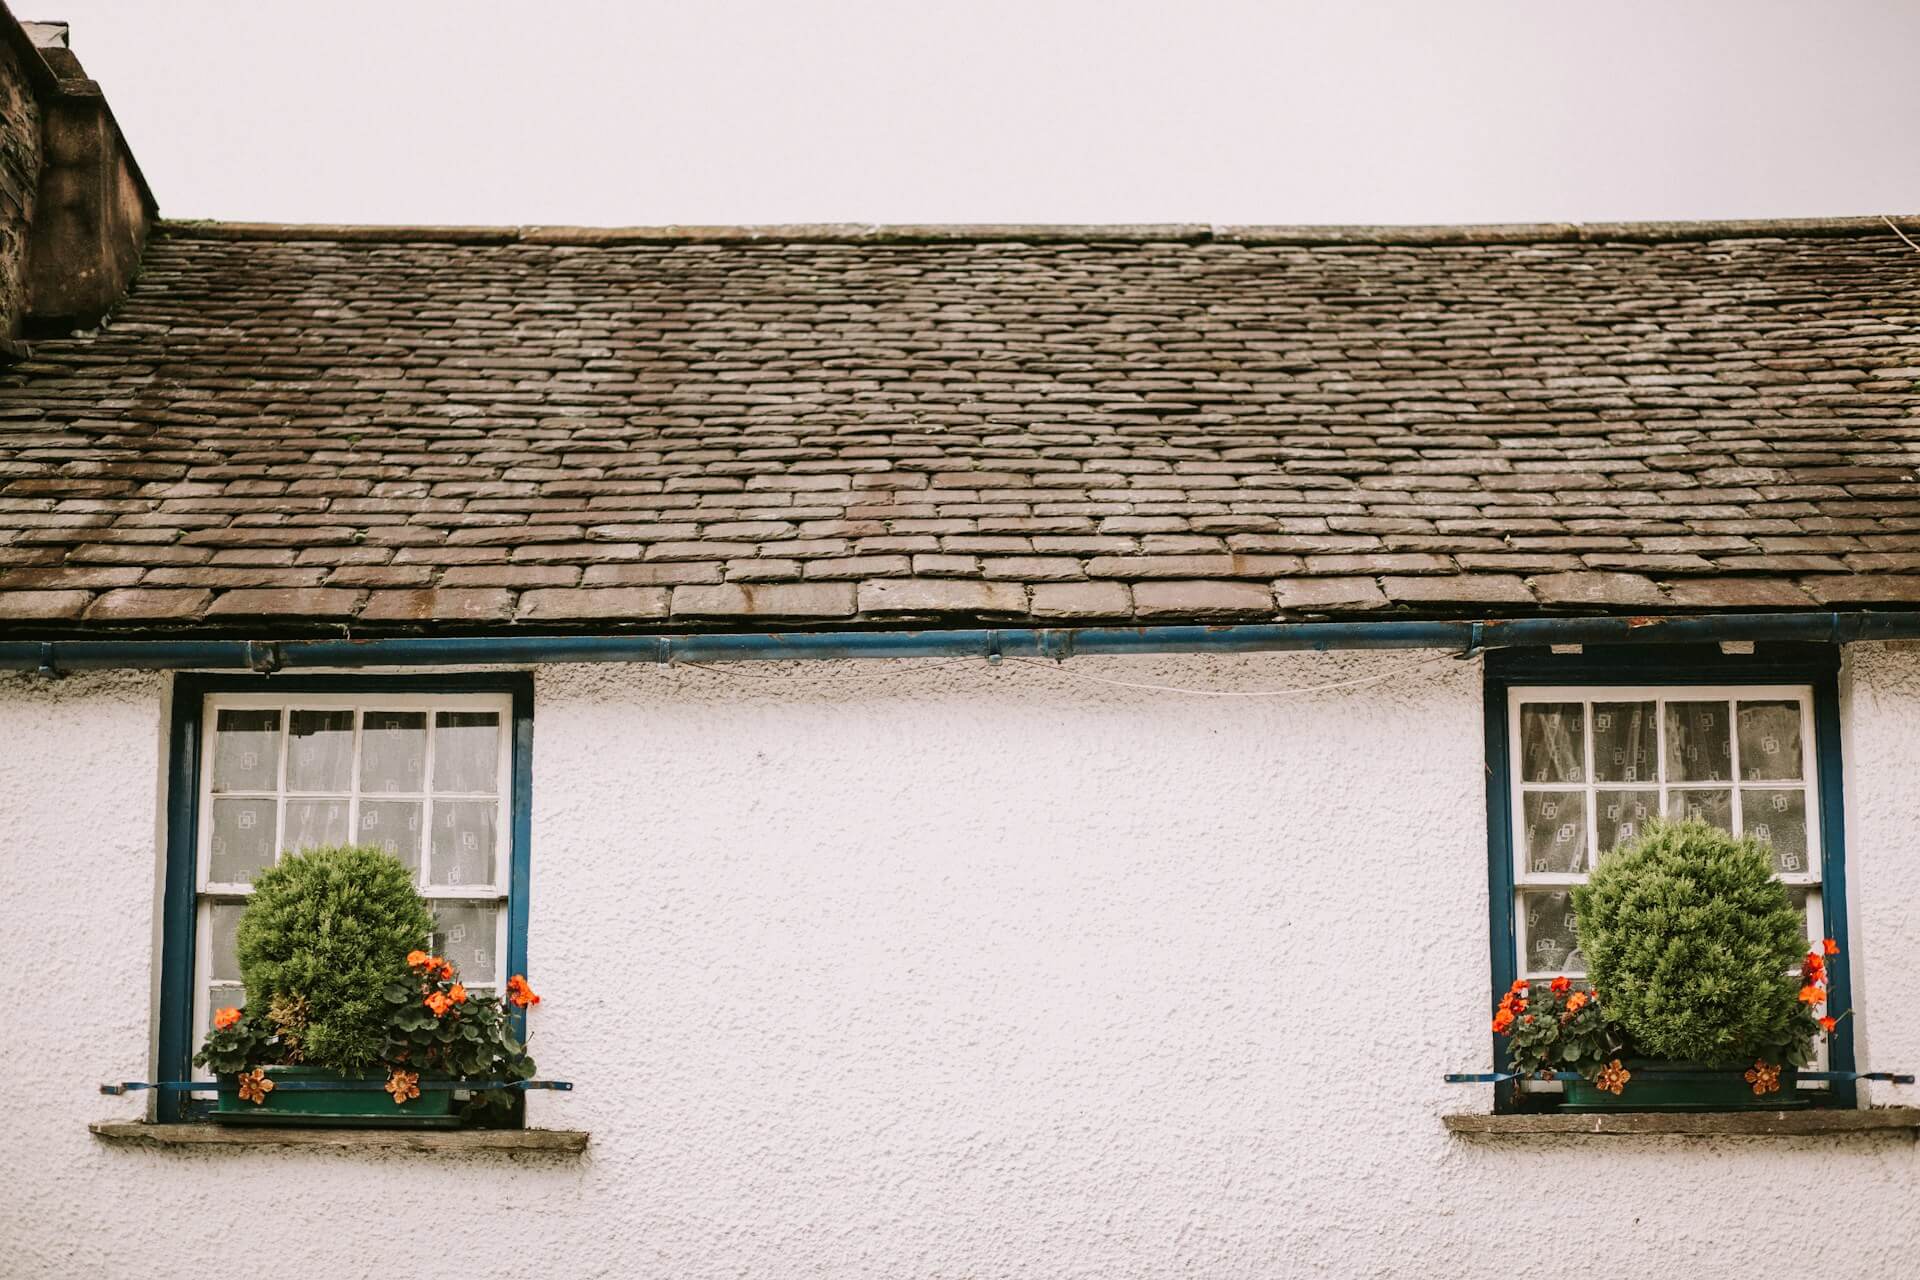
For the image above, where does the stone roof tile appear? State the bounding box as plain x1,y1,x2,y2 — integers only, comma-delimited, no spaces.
3,220,1918,633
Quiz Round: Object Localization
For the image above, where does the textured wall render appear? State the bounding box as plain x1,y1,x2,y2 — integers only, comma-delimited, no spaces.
3,649,1917,1279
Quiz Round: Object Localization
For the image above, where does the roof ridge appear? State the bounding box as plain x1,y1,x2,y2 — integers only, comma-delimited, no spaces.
154,215,1920,248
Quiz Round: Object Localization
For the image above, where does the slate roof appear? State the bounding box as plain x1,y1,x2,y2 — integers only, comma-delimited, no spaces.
1,218,1918,635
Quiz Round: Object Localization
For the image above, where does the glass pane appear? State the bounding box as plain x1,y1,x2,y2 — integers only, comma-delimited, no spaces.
208,983,246,1027
1519,703,1584,783
1738,701,1804,782
1592,701,1656,784
1521,890,1583,975
282,797,351,854
1665,700,1732,782
434,712,500,794
360,711,426,794
211,709,280,792
286,709,354,791
1595,789,1659,854
1668,788,1733,832
431,901,501,987
1743,789,1813,876
358,800,423,875
430,800,497,888
209,797,277,885
1522,791,1587,874
208,901,245,983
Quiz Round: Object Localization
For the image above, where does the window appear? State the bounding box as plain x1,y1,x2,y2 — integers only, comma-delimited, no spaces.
1510,687,1824,979
1484,647,1852,1109
158,675,532,1122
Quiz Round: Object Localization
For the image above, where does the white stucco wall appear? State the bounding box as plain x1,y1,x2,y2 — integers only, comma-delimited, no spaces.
4,646,1918,1278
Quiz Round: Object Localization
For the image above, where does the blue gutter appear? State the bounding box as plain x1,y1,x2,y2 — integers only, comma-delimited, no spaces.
0,611,1916,672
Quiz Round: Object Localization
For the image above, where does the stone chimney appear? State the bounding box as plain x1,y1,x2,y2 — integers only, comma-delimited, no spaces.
0,3,154,359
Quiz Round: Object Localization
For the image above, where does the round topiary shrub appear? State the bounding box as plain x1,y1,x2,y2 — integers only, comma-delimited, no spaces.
236,844,434,1071
1572,818,1807,1066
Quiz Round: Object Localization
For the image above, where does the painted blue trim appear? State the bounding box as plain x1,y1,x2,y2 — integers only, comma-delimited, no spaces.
7,610,1920,672
1481,643,1856,1112
157,672,536,1123
1812,676,1856,1105
154,684,204,1124
1482,667,1520,1114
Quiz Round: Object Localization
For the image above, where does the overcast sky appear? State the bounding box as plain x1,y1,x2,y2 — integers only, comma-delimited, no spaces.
40,0,1920,228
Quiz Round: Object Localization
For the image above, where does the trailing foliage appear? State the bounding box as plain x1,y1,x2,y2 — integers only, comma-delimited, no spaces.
233,844,436,1070
1571,819,1821,1067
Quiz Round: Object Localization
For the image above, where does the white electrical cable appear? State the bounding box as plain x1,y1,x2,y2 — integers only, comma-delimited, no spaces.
1001,650,1471,697
673,647,1475,697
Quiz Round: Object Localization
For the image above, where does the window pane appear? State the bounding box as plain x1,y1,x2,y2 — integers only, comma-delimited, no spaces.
208,983,246,1026
1595,790,1659,854
1522,791,1587,874
1667,788,1733,832
360,712,426,793
208,901,245,983
1738,701,1804,782
1521,890,1583,975
211,709,280,792
1665,701,1732,782
209,797,277,885
358,800,423,875
434,712,500,794
286,709,354,791
1743,790,1812,876
1592,701,1656,784
282,797,351,854
1519,703,1585,784
430,800,497,888
431,902,500,987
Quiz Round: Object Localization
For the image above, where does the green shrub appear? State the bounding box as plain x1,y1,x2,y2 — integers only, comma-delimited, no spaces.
235,845,434,1071
1572,819,1808,1066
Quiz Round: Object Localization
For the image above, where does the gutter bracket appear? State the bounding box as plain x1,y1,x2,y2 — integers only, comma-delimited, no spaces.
36,642,59,679
1456,622,1485,661
984,630,1003,665
653,636,672,668
1038,629,1074,663
244,641,281,674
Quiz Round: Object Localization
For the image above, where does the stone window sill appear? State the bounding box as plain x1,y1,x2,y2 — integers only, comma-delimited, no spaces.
90,1121,588,1155
1444,1107,1920,1138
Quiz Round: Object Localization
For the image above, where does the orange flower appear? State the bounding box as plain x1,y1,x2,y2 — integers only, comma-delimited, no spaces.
1804,954,1825,981
436,961,454,980
1492,1008,1515,1034
1565,991,1589,1015
1798,984,1826,1005
1824,938,1840,956
386,1068,421,1106
236,1067,274,1105
1744,1060,1782,1095
1594,1059,1631,1095
213,1006,242,1031
1549,976,1571,995
507,974,541,1008
407,949,430,968
1819,1015,1838,1033
425,990,453,1017
449,983,468,1005
1509,979,1528,995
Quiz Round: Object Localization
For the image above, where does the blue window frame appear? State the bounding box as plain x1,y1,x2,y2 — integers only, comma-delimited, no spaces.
1483,643,1854,1112
156,672,533,1122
